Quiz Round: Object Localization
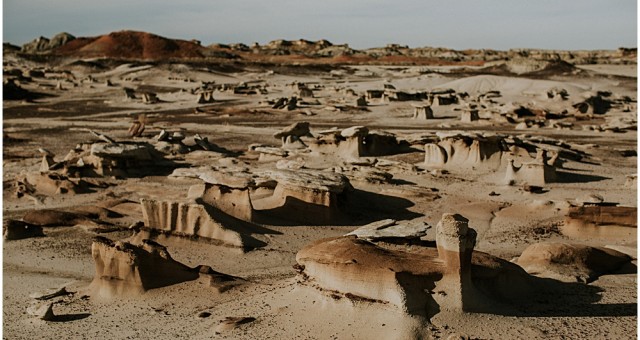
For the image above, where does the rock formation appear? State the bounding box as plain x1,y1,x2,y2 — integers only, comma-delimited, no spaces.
504,150,557,186
423,134,561,180
273,122,313,149
196,89,215,104
140,198,262,248
434,214,477,311
461,107,479,122
141,92,159,104
412,104,434,119
423,134,507,170
296,213,535,316
89,237,199,297
311,126,409,159
170,167,354,225
15,172,90,197
516,242,632,283
60,138,171,178
26,303,56,321
346,219,431,241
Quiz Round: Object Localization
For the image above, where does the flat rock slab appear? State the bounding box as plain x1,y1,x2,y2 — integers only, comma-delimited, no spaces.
29,287,70,301
260,169,351,193
90,143,153,160
347,219,432,241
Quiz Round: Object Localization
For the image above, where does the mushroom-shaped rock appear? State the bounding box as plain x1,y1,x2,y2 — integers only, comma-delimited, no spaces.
296,213,537,316
295,213,535,316
273,122,313,149
413,105,434,119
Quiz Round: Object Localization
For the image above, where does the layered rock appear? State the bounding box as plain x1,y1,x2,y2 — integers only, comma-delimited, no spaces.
424,134,560,181
89,237,198,297
561,205,637,240
296,213,533,316
311,126,409,159
423,134,507,170
504,150,557,186
171,167,353,225
61,140,170,177
89,237,244,298
140,198,262,248
434,214,477,311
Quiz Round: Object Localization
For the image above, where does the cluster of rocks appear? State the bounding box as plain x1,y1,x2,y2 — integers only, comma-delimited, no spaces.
422,133,567,184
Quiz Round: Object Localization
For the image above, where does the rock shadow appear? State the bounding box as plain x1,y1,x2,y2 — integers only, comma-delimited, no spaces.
50,313,92,322
252,188,422,227
472,274,637,318
555,171,610,183
347,188,423,224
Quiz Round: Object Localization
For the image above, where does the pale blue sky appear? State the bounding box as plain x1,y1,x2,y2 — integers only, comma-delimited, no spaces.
3,0,637,50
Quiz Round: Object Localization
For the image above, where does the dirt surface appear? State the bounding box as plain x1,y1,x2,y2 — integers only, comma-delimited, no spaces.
3,49,637,339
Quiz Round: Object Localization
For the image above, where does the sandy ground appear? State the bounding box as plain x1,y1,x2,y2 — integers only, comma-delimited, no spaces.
2,56,637,339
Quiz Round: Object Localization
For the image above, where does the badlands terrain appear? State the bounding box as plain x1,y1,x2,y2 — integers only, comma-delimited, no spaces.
2,31,638,339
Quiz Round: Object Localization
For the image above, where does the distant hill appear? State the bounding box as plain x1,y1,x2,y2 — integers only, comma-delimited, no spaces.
52,30,205,60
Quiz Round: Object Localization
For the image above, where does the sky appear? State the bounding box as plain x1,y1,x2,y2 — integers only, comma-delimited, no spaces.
2,0,637,50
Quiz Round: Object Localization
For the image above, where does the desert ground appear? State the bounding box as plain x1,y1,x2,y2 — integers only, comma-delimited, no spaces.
2,32,637,339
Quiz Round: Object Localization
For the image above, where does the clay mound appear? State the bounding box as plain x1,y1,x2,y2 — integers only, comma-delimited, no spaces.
53,30,205,60
436,75,587,97
516,242,632,283
89,237,199,298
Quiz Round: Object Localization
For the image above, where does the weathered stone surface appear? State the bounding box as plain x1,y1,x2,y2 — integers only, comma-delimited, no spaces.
90,143,153,160
16,172,89,196
89,237,198,297
296,213,534,315
260,169,350,194
516,242,631,282
140,198,261,248
505,150,557,186
346,219,431,241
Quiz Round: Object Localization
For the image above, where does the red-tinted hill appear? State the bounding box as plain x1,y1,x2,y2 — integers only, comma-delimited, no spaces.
53,30,205,60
